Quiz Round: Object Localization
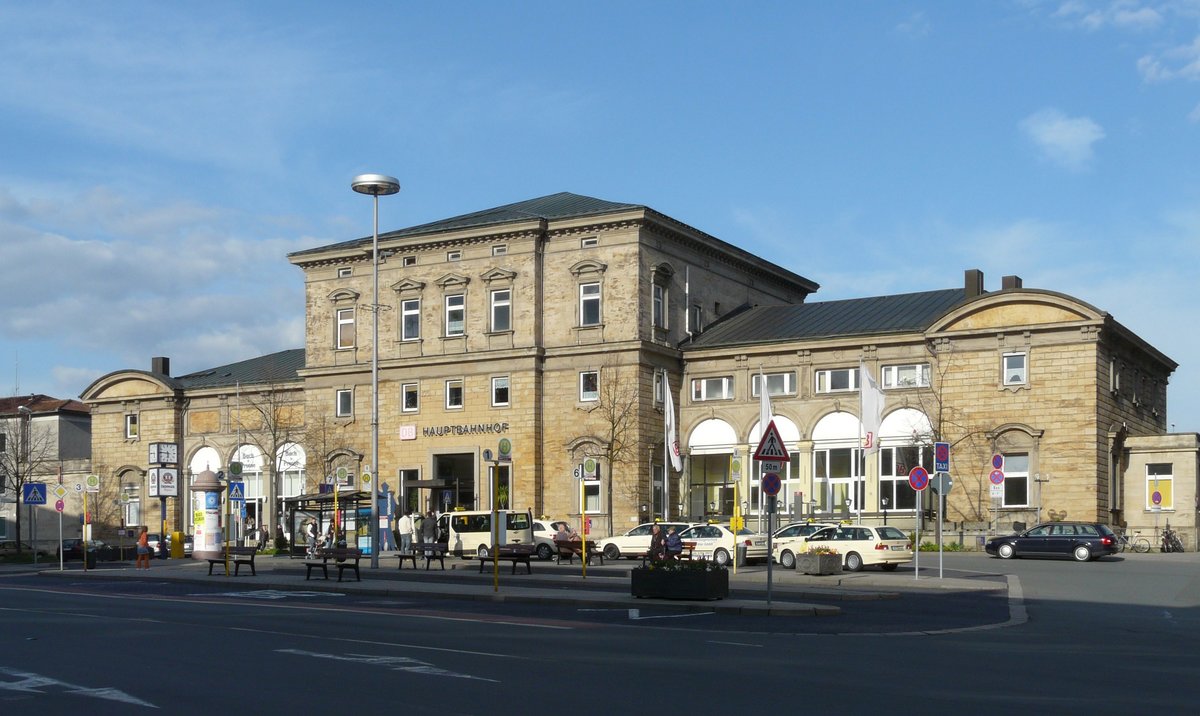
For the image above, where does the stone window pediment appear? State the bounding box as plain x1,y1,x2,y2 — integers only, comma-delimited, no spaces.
327,288,360,303
391,278,426,294
435,273,471,290
481,267,517,284
569,259,608,277
651,262,674,285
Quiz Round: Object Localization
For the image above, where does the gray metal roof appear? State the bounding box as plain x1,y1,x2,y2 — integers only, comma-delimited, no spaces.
174,349,305,390
289,192,641,258
684,289,966,349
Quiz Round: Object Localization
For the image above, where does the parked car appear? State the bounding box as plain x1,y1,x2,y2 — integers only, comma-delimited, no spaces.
771,522,836,569
986,522,1118,562
532,518,571,560
57,539,107,561
165,533,194,556
802,525,913,572
595,522,695,561
677,524,768,565
0,540,49,558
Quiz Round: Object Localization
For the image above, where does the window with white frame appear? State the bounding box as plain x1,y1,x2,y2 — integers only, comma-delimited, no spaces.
402,256,416,266
1002,453,1029,507
401,383,419,413
688,304,703,333
752,372,795,397
813,447,865,514
445,380,464,409
492,376,510,407
336,308,356,349
580,371,599,402
691,376,732,401
490,463,512,508
581,237,599,248
337,267,352,278
582,469,601,513
580,283,601,326
815,368,858,393
335,389,353,418
490,289,511,332
653,371,664,404
882,363,930,389
445,294,465,336
447,250,462,261
125,414,139,439
878,445,928,511
492,244,507,256
652,284,667,329
401,299,420,341
1003,353,1027,385
1146,463,1173,510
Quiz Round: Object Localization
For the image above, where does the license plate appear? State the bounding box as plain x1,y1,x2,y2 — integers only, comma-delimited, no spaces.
890,545,904,551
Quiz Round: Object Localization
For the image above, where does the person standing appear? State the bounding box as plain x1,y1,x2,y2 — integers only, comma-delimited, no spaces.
136,526,151,569
421,509,438,544
397,510,414,554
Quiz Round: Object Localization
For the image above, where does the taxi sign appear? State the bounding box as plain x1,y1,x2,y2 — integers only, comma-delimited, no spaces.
753,420,789,461
934,442,950,473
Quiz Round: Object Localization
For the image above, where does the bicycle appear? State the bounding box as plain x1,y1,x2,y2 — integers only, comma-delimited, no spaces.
1117,529,1151,553
1161,526,1185,553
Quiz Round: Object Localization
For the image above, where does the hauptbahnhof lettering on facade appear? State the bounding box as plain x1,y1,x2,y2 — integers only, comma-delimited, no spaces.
422,422,510,438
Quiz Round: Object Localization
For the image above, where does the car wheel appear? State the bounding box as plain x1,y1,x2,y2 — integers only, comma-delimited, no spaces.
536,543,553,561
880,563,898,572
477,545,490,559
780,550,796,569
603,544,621,561
997,543,1015,559
1072,545,1091,562
713,548,731,566
845,552,863,572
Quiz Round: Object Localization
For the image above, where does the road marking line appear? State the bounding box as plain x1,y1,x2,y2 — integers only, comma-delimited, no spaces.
708,640,762,647
0,666,158,708
276,649,498,682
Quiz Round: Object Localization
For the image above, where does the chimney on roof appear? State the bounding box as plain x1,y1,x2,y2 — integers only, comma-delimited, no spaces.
151,357,170,376
1001,275,1023,290
964,269,985,299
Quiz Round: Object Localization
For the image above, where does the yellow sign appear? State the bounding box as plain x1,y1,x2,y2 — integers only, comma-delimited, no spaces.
361,472,372,485
193,510,205,525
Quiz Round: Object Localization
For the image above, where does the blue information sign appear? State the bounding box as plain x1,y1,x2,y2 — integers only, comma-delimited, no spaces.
22,482,48,505
934,442,950,473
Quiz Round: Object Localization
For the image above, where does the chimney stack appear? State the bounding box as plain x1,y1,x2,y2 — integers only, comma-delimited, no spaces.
1001,275,1023,290
151,356,170,376
964,269,985,299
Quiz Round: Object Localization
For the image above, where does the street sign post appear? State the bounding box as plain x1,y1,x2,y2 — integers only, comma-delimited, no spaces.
934,442,950,473
22,482,47,505
908,466,930,492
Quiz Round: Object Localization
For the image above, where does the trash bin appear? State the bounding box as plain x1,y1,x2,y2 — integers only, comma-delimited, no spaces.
85,550,98,569
736,544,747,567
170,531,185,559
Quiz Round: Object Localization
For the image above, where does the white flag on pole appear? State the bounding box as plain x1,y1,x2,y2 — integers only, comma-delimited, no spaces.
860,362,885,455
664,372,683,472
759,369,773,434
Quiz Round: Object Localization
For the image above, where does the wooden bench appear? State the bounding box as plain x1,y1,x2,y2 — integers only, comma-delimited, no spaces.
641,540,696,566
478,543,536,574
403,542,446,570
555,539,604,565
305,547,363,582
206,546,258,576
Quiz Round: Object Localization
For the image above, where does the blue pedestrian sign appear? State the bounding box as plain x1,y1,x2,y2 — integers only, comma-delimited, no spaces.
22,482,48,505
228,481,245,502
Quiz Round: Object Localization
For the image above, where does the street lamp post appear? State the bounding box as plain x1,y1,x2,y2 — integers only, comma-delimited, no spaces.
18,405,32,556
351,173,400,569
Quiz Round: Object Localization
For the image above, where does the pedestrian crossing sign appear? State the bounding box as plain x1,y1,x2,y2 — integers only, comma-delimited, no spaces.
22,482,48,505
228,481,245,502
753,420,789,462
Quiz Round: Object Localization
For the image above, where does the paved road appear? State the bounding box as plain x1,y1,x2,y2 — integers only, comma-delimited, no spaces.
1,551,1197,714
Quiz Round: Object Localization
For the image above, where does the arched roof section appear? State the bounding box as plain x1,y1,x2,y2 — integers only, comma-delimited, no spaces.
928,289,1101,335
749,415,802,445
687,418,738,453
811,411,862,442
879,408,932,442
80,370,180,401
189,446,222,474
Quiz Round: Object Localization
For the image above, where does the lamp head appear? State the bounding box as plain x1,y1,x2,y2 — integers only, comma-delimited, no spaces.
351,174,400,196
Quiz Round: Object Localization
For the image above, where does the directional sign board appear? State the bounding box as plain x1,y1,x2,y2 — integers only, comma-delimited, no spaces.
908,466,930,492
22,482,47,505
753,420,789,462
934,442,950,473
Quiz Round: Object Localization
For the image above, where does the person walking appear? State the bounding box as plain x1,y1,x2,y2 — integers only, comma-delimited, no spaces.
397,510,414,554
136,526,151,569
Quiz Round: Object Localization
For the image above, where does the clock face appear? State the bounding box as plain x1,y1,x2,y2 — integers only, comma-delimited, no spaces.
163,443,178,463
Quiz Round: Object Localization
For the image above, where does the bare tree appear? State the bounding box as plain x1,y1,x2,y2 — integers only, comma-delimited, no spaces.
230,384,305,533
299,410,347,492
571,362,641,536
0,412,57,553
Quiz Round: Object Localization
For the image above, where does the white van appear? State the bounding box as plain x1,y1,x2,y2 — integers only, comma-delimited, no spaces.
437,509,535,558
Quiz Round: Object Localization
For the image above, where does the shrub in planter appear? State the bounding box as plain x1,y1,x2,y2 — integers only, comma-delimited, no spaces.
630,559,729,600
795,546,841,576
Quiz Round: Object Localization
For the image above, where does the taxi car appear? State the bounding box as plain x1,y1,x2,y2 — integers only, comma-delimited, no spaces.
802,525,913,571
677,523,768,566
532,518,571,560
771,522,836,569
596,522,695,561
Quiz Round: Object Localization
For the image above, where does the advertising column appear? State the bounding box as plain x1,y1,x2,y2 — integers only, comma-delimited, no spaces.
190,469,224,560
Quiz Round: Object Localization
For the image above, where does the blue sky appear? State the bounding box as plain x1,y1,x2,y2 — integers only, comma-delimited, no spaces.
1,1,1198,430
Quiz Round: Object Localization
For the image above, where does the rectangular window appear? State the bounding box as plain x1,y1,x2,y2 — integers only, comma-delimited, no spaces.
490,289,511,332
447,250,462,261
491,245,507,256
1003,353,1027,385
445,294,465,336
581,237,599,248
402,383,419,413
336,308,356,349
815,368,858,393
402,256,416,267
445,380,464,409
583,477,601,513
580,371,599,402
492,376,510,407
652,284,667,328
1002,453,1029,507
335,389,353,418
654,371,664,404
1146,463,1173,510
689,304,703,333
490,464,512,509
878,445,929,511
580,283,601,326
691,376,732,401
882,363,930,389
125,414,139,439
752,372,796,397
401,299,421,341
813,447,865,514
337,267,352,278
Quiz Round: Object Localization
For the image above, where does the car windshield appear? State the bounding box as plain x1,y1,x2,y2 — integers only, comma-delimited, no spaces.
876,526,907,541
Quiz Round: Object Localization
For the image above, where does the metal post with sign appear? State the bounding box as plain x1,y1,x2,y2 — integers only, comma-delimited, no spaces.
754,420,789,608
908,467,929,580
931,473,954,579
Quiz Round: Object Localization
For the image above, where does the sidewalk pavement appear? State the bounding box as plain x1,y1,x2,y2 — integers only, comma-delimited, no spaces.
7,551,1006,618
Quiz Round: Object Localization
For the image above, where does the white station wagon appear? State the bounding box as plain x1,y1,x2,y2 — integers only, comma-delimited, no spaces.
678,524,768,566
802,524,913,572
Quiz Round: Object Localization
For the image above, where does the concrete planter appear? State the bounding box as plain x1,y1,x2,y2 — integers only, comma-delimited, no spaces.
630,566,729,600
795,553,841,576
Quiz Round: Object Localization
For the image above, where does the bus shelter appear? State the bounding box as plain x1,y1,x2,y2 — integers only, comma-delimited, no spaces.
282,491,371,558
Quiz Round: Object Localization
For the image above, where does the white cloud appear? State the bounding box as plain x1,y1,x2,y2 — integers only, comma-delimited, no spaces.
895,11,932,38
1052,1,1163,31
1137,33,1200,82
1019,108,1106,171
1189,101,1200,122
